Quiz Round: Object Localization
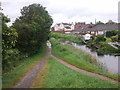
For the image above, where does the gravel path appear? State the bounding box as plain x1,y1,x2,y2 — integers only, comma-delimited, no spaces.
14,48,50,88
14,46,119,88
50,54,119,84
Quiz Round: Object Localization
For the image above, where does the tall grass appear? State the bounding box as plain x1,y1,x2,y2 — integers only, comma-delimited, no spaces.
50,38,119,80
39,58,118,88
2,46,46,88
50,32,82,44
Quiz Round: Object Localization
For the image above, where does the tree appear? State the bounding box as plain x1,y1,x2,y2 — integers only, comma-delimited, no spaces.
106,30,118,37
95,35,106,42
13,4,53,56
111,36,118,42
106,20,116,24
95,21,104,26
2,13,19,72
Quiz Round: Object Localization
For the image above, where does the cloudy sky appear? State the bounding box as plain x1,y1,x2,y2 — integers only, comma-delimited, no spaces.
1,0,119,26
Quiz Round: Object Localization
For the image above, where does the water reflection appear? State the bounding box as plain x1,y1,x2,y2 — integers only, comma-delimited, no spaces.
61,41,119,75
75,44,118,74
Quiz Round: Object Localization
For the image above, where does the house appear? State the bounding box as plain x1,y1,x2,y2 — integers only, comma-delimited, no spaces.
74,22,88,29
53,23,74,34
72,24,118,36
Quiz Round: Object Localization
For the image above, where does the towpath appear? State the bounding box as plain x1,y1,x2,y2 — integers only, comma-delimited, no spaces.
14,45,119,88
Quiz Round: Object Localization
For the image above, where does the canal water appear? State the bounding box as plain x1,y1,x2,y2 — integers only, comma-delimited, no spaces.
61,41,119,75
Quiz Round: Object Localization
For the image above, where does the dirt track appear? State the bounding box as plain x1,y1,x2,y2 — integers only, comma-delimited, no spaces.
14,48,50,88
50,54,119,84
14,47,119,88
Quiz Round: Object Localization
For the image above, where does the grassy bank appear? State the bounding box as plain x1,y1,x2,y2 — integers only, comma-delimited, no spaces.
36,58,118,88
50,38,119,81
50,32,120,55
2,46,46,88
50,32,82,44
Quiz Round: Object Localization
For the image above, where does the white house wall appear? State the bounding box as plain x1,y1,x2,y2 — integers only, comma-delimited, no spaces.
54,24,59,31
64,28,71,31
60,24,64,30
98,31,104,35
54,23,74,31
71,24,74,30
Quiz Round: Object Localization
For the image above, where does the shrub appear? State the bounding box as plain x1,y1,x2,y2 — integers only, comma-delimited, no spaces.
50,32,82,44
95,35,106,42
2,49,20,72
106,30,118,37
111,36,118,42
2,14,20,73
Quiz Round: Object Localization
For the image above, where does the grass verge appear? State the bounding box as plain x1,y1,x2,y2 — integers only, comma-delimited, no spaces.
2,46,46,88
37,58,118,88
31,61,48,88
50,38,119,81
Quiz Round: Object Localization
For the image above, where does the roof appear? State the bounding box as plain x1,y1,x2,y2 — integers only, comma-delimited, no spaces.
72,24,118,32
93,24,118,31
55,23,72,26
57,23,60,26
65,26,71,29
62,23,72,26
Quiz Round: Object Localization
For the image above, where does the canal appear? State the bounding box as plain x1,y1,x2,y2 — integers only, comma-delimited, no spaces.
61,41,119,75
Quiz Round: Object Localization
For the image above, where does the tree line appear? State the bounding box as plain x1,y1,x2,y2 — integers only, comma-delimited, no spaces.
2,3,53,73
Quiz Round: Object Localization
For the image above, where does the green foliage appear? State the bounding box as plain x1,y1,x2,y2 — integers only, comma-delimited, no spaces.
39,58,118,88
97,43,120,55
2,14,19,72
118,30,120,42
86,35,106,49
50,32,82,44
2,47,46,88
2,14,18,50
2,27,18,49
2,49,20,73
95,35,106,42
106,30,118,37
95,21,104,26
50,38,119,80
86,35,119,55
110,36,118,42
2,3,53,73
50,38,101,73
90,35,96,40
13,3,53,56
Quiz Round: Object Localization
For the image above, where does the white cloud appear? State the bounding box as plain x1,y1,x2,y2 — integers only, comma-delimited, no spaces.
1,0,119,26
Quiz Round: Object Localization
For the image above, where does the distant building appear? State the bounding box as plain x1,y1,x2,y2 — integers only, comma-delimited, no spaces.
52,21,118,36
53,23,74,34
72,24,118,36
74,22,88,29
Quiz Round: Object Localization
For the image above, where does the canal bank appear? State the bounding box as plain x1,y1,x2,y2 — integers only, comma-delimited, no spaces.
61,40,119,75
50,38,119,81
73,43,119,75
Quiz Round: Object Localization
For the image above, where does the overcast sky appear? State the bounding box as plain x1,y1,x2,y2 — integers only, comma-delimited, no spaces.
1,0,119,26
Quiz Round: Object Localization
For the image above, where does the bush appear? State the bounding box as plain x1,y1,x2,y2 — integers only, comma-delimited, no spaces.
97,44,120,55
95,35,106,42
2,14,20,73
50,32,82,44
106,30,118,37
111,36,118,42
2,49,20,72
90,35,96,40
